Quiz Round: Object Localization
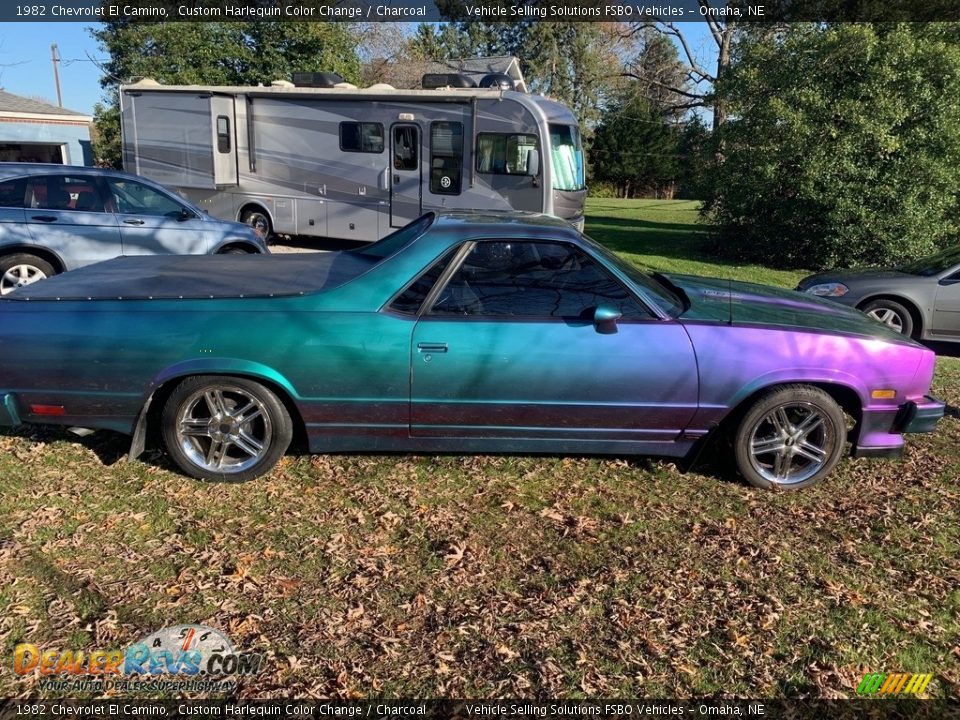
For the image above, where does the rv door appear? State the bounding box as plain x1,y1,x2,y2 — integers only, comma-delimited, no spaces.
209,95,238,187
389,123,422,228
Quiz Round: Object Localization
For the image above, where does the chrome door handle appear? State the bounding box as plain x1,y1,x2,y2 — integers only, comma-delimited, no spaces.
417,342,448,353
123,218,145,226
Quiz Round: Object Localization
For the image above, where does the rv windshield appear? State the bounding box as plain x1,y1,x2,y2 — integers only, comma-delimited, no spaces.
549,124,585,192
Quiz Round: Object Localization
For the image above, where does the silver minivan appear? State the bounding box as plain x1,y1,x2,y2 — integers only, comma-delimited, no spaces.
0,164,268,295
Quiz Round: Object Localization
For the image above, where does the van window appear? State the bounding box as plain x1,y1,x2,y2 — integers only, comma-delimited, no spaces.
430,122,463,195
393,125,418,171
340,122,384,153
476,133,539,175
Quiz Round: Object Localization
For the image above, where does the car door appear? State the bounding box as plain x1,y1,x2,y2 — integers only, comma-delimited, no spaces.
23,173,121,270
408,239,699,442
102,175,210,256
932,266,960,338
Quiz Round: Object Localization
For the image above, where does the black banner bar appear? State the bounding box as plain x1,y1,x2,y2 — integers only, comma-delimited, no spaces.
3,0,960,23
1,700,959,720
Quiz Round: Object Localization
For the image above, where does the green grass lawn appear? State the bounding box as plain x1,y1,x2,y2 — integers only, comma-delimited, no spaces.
0,200,957,699
585,198,810,289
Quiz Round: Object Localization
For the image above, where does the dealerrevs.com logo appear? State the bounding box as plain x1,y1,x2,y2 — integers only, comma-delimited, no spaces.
14,624,262,693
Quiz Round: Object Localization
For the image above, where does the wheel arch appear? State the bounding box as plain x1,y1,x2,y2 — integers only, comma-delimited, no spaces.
856,293,924,336
129,361,307,460
0,245,66,273
716,378,864,442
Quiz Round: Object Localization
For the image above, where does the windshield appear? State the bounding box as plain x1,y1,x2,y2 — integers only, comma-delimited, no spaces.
579,233,684,317
899,246,960,276
549,123,585,192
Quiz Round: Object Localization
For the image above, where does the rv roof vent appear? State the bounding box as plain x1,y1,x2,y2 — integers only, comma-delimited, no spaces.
271,79,295,88
292,71,345,88
422,73,477,90
131,77,162,87
478,73,515,91
334,82,358,90
366,83,395,92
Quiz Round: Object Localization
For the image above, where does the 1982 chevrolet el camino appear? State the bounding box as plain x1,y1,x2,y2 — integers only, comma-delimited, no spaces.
0,212,945,489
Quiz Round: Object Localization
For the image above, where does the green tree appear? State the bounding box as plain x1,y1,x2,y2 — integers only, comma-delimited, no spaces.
705,23,960,269
90,22,360,167
591,93,681,198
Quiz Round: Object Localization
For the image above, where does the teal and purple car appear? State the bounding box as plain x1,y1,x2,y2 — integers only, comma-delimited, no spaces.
0,212,945,489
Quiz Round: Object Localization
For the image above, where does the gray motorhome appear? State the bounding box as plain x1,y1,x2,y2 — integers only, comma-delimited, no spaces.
120,74,587,242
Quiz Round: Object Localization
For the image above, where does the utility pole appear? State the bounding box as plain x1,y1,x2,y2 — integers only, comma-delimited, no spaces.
50,43,62,107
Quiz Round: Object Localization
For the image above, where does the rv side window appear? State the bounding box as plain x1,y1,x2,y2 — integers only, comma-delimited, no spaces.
476,134,539,176
430,122,463,195
216,116,231,153
340,122,384,153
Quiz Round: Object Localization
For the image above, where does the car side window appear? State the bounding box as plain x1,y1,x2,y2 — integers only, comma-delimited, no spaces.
0,177,27,208
389,247,460,315
25,175,105,213
106,178,185,217
429,241,652,319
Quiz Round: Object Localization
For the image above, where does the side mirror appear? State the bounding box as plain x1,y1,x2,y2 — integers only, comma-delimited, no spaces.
526,148,540,178
593,303,622,334
178,208,197,221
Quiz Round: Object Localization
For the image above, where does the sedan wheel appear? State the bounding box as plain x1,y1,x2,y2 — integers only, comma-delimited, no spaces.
734,385,846,490
0,253,56,296
161,376,292,482
861,298,914,337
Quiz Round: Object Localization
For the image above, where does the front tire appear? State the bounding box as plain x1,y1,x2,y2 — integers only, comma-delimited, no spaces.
861,298,914,337
0,253,56,296
733,385,846,490
161,376,292,482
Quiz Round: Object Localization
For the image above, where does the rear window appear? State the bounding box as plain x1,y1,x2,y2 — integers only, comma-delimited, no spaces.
353,213,435,261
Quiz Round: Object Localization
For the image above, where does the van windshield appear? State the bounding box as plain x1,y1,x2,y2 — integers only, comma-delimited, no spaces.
549,124,585,192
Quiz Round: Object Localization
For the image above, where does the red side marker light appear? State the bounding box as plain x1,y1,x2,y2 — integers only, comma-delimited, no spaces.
30,405,65,416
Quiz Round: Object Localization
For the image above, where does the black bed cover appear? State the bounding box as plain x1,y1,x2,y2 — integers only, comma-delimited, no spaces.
7,252,377,301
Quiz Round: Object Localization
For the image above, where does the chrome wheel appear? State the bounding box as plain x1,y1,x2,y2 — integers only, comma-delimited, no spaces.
1,263,47,295
175,384,272,474
866,307,904,332
747,402,835,486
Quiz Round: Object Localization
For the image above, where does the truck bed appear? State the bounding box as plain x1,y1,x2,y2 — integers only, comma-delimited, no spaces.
7,252,377,301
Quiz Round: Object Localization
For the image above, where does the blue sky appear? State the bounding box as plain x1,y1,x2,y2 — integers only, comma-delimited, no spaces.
0,22,719,117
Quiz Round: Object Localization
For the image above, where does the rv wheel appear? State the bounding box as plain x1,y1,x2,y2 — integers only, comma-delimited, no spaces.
241,209,272,240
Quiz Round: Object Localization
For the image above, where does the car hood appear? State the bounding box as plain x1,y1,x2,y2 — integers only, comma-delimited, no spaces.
666,274,915,344
797,268,914,290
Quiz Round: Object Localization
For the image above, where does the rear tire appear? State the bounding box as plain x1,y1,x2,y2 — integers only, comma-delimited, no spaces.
0,253,56,295
733,385,846,490
218,246,252,255
161,375,292,483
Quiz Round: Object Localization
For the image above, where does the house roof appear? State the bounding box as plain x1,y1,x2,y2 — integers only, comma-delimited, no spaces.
0,89,89,118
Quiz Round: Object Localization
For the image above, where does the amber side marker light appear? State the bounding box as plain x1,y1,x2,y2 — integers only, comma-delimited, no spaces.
871,390,897,400
30,405,65,416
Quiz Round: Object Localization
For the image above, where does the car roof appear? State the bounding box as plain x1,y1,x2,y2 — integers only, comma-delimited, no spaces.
0,163,125,180
429,210,582,241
